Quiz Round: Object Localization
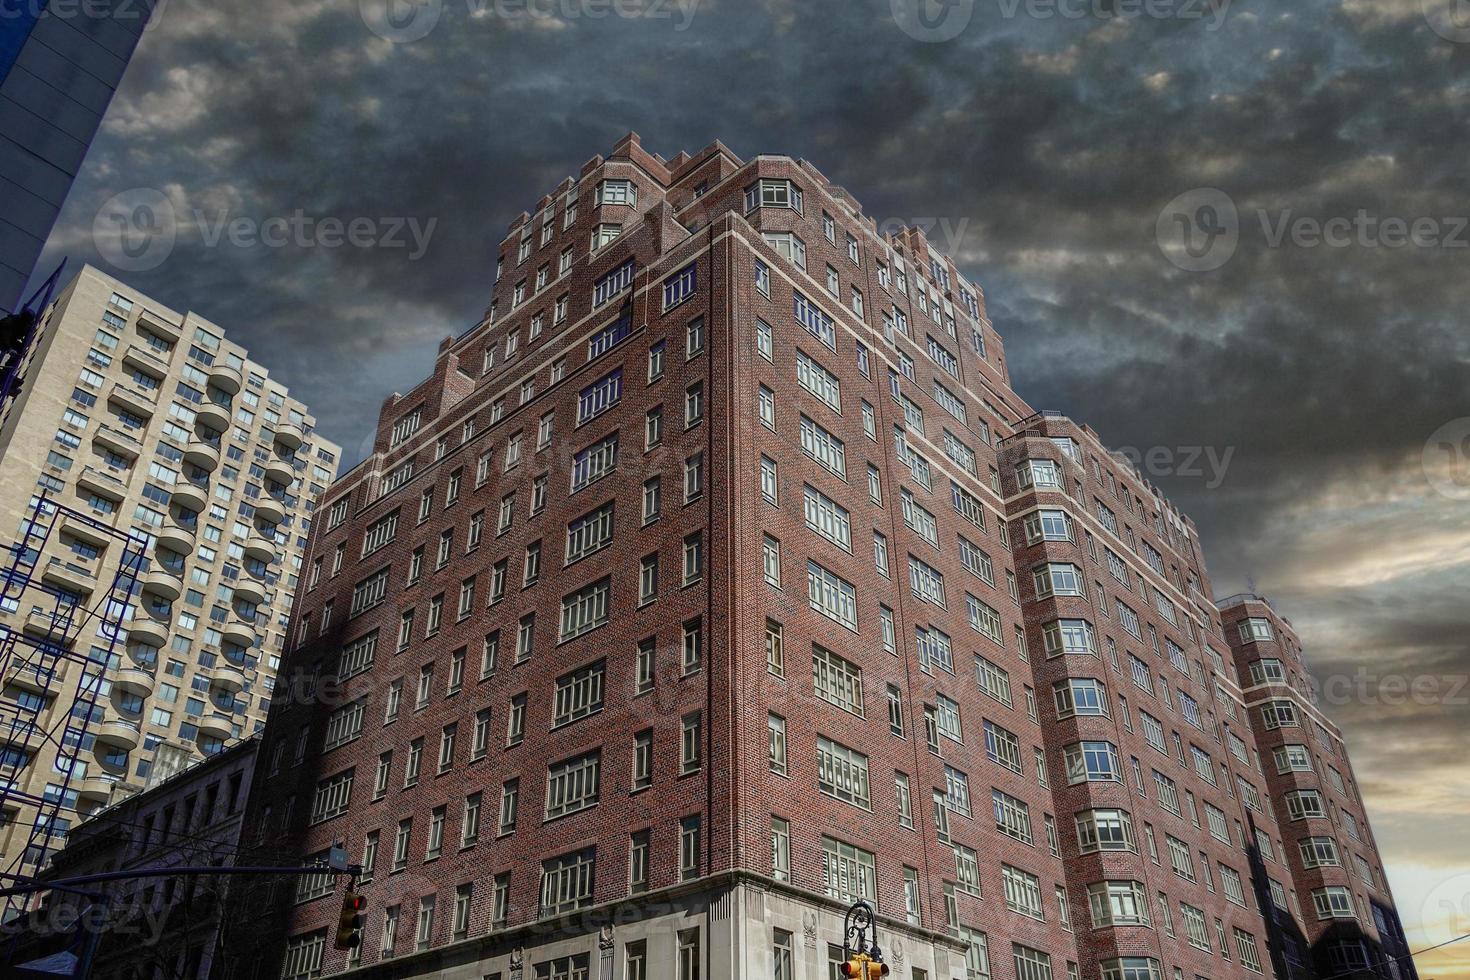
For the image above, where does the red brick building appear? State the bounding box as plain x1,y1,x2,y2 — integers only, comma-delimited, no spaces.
232,134,1415,980
1217,596,1415,980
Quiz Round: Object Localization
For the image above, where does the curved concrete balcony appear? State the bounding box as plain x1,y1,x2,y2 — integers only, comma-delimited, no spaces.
196,713,234,740
253,495,286,525
220,618,257,648
243,535,277,564
194,401,231,432
113,667,156,697
262,457,295,486
94,719,141,750
127,616,170,648
154,521,196,554
126,641,161,670
183,441,220,472
273,422,305,452
140,568,183,602
170,482,210,513
208,363,242,395
211,665,247,693
107,383,156,419
232,576,267,605
76,774,117,805
93,424,143,460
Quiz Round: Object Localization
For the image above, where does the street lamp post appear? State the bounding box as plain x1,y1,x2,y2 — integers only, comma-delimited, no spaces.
840,901,890,980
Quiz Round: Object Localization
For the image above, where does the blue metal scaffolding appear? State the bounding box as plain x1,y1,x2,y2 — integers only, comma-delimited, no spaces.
0,492,148,922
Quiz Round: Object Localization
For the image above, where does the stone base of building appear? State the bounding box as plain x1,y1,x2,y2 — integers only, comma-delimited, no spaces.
334,873,969,980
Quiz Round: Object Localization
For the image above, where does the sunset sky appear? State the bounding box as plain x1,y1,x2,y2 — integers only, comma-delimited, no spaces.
30,0,1470,975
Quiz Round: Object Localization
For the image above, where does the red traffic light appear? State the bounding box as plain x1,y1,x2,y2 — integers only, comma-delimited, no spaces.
840,961,863,979
334,889,365,950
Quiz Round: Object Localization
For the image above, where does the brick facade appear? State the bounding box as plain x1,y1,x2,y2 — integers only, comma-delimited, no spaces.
231,134,1413,980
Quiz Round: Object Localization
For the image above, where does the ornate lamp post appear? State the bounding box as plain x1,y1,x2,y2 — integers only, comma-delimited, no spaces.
840,901,890,979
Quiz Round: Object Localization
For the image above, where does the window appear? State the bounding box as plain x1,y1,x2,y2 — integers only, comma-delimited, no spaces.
1313,887,1355,919
1002,865,1044,918
762,534,782,586
681,712,702,773
683,532,703,584
807,561,857,630
309,770,353,823
593,259,636,306
1013,946,1053,980
683,619,703,673
768,714,787,775
1088,881,1150,926
629,832,650,893
812,645,863,715
639,553,659,605
545,749,601,819
540,847,596,916
1100,960,1162,980
633,730,653,790
577,370,622,424
1235,929,1264,973
821,837,876,905
553,660,605,726
772,817,791,880
817,737,870,808
1034,562,1084,597
664,264,697,310
794,292,835,349
558,578,610,641
796,350,842,410
984,720,1023,773
1285,788,1326,820
281,931,327,980
1054,678,1108,718
1065,741,1120,783
993,788,1033,843
565,501,615,563
803,484,851,550
684,453,703,501
746,178,802,212
1238,617,1274,641
1076,808,1135,853
685,382,704,426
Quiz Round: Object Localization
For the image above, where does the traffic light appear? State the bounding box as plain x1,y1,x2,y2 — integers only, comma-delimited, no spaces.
840,954,889,980
334,889,365,950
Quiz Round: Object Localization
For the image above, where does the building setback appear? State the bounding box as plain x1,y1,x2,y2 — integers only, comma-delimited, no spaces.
238,134,1414,980
1217,597,1414,980
0,265,340,877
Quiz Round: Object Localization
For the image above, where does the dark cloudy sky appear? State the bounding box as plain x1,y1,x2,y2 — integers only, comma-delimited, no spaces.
32,0,1470,970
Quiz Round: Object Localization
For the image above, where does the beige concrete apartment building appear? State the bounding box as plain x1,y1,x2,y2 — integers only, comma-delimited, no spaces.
0,264,339,878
